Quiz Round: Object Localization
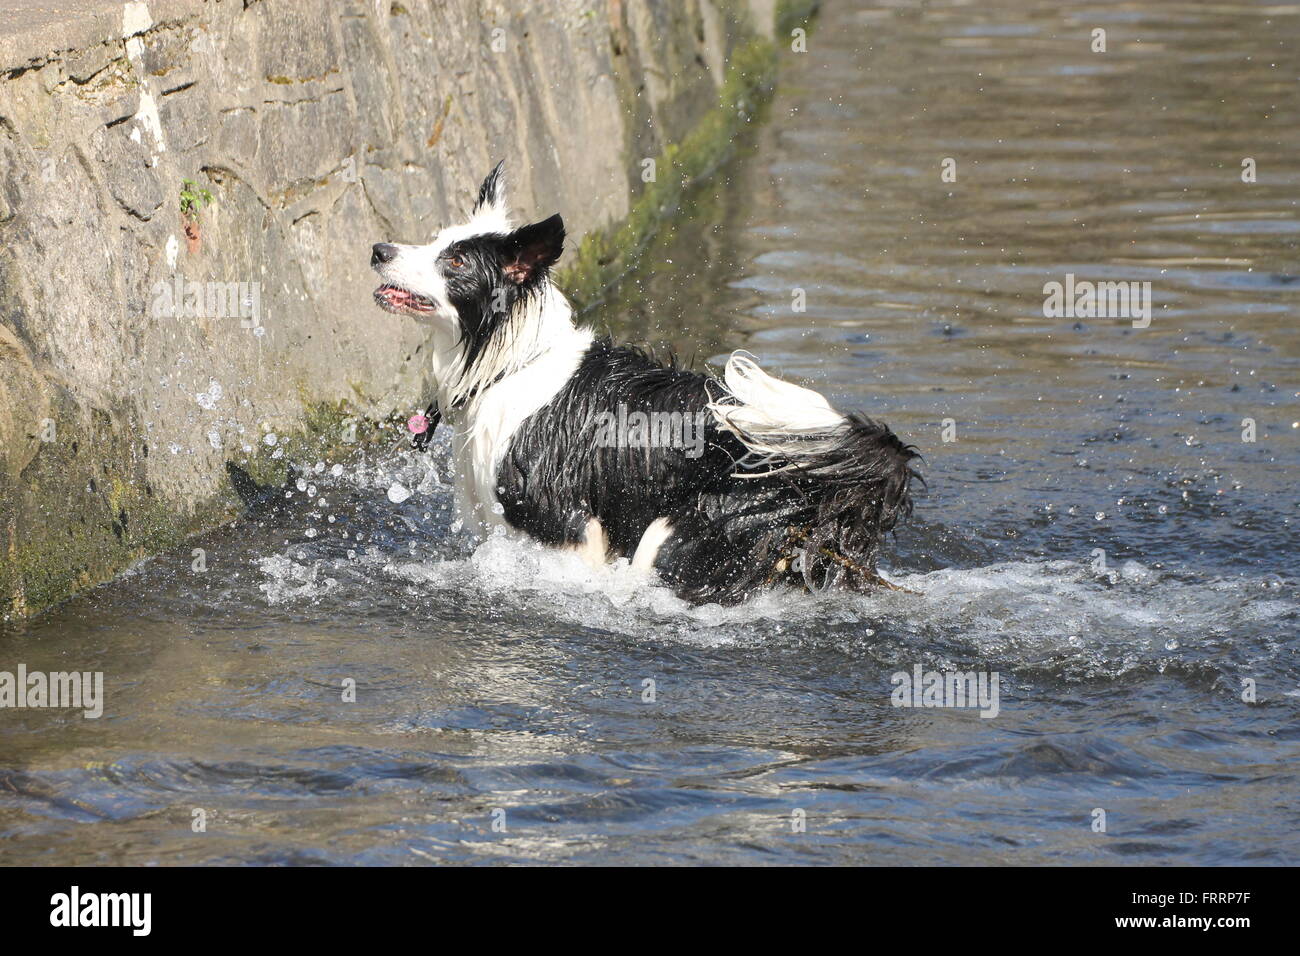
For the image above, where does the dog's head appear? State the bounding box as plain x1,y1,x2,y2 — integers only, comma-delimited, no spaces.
370,162,565,334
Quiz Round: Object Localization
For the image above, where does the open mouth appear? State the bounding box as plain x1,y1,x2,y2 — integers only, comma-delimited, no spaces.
374,284,437,314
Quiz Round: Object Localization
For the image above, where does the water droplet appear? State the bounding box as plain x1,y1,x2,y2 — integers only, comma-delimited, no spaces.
387,482,412,504
195,380,223,409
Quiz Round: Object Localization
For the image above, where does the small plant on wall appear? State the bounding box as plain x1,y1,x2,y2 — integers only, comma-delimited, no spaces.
179,178,214,254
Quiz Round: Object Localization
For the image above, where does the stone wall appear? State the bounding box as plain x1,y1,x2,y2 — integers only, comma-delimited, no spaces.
0,0,789,618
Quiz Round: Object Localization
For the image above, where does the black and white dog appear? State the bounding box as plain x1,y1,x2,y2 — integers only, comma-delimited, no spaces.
371,163,920,604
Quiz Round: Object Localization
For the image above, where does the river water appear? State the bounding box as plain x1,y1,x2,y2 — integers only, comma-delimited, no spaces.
2,0,1297,865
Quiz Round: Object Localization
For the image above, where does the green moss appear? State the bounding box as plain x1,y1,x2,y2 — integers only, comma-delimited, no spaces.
776,0,820,37
557,34,779,312
0,408,237,620
1,396,402,621
558,0,822,314
5,493,226,619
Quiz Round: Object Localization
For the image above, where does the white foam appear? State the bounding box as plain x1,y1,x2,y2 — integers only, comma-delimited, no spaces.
373,532,850,645
250,446,1294,669
877,559,1297,678
256,554,338,604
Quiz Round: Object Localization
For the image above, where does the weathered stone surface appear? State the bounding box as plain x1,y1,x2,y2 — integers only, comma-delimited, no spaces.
65,41,118,83
92,123,165,219
0,0,782,618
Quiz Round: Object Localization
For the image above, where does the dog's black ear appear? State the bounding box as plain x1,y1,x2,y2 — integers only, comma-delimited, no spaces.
474,160,506,214
500,214,565,284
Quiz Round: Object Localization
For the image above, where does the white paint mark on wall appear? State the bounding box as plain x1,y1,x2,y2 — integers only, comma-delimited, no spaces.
133,86,166,152
122,2,153,38
121,5,165,154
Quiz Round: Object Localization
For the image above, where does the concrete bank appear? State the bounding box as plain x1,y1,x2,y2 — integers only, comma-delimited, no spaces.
0,0,812,619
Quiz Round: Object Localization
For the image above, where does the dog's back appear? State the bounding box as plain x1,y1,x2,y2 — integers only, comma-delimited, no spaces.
495,340,742,556
497,340,920,604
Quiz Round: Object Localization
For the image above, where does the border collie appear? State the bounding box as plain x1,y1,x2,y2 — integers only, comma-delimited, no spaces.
371,163,920,604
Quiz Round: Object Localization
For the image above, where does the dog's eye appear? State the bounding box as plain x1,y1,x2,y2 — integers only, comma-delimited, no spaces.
446,255,464,269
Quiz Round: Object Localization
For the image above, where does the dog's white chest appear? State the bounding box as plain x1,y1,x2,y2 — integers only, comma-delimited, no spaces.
445,330,592,535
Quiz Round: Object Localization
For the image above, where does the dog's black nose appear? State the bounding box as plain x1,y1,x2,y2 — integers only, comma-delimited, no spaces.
371,242,398,266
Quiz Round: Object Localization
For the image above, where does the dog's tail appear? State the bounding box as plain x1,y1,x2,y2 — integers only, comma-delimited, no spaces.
674,352,920,600
706,352,846,470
